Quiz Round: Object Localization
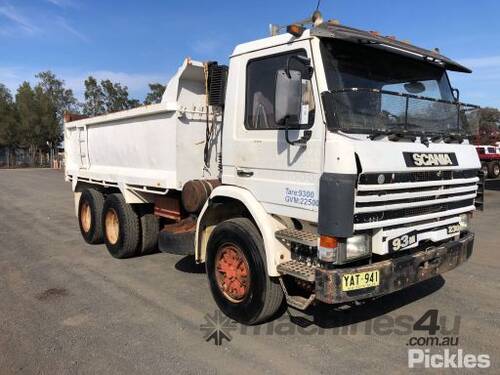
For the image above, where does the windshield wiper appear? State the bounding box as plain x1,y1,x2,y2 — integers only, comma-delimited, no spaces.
444,133,464,144
367,128,417,142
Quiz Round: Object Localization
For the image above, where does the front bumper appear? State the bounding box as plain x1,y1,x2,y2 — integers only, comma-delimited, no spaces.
315,232,474,304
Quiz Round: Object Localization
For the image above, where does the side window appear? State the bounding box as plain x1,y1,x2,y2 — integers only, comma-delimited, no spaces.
245,50,315,130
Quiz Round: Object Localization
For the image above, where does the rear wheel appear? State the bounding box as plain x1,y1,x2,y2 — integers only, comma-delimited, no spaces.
138,206,159,255
78,189,104,244
206,218,284,325
102,194,140,259
487,161,500,179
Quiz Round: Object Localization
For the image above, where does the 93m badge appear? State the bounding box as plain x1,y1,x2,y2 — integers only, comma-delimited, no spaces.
389,231,417,252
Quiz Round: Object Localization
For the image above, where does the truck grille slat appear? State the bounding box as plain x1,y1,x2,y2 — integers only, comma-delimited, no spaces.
356,184,478,204
355,193,477,213
354,169,479,229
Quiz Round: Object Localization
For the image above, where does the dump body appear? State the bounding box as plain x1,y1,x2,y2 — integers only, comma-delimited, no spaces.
65,59,220,194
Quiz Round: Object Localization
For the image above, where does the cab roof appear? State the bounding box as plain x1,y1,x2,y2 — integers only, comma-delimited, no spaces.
232,22,471,74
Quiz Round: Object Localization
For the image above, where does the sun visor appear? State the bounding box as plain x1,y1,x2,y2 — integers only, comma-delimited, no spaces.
311,24,471,73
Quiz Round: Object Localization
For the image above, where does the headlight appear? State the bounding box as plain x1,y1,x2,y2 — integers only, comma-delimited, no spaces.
345,234,371,261
459,213,471,231
318,234,371,264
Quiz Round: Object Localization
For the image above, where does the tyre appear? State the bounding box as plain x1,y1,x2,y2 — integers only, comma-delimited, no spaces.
487,161,500,179
102,194,140,259
78,188,105,244
138,206,159,255
206,218,284,325
481,162,488,177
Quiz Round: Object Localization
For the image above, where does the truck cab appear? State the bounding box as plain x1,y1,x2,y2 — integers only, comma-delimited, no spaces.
201,21,480,317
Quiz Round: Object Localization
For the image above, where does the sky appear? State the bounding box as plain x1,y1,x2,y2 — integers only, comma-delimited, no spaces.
1,0,499,108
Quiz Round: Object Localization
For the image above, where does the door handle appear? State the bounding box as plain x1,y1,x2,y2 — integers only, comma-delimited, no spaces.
236,168,254,177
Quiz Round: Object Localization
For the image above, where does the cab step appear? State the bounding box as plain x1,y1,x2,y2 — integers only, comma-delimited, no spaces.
277,259,316,282
279,277,316,311
275,228,318,247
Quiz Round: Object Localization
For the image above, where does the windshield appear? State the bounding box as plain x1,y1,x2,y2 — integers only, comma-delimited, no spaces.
320,39,476,136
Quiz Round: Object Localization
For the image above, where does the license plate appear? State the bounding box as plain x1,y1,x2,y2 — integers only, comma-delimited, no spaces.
342,270,380,291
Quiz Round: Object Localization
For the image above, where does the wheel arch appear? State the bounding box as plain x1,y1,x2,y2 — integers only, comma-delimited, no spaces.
195,186,289,276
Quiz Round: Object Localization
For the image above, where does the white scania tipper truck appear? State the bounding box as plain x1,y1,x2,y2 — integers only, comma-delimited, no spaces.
65,13,482,324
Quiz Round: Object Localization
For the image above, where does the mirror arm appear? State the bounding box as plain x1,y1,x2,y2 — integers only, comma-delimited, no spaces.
285,55,313,79
284,119,312,147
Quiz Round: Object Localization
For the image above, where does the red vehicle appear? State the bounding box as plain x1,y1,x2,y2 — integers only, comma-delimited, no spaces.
476,145,500,178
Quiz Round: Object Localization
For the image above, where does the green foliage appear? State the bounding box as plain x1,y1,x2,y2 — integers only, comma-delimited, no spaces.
0,84,19,152
83,76,105,116
15,82,38,149
83,77,142,114
101,79,131,112
35,71,79,123
12,80,59,166
34,85,59,146
144,83,166,105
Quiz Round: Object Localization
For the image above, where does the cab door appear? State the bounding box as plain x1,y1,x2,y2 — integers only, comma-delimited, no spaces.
223,39,325,222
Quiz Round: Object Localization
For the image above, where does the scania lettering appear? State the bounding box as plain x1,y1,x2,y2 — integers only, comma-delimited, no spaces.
65,11,482,324
412,153,453,167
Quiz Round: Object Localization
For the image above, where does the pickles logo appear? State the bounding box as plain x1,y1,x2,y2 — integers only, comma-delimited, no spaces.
403,152,458,167
408,349,490,369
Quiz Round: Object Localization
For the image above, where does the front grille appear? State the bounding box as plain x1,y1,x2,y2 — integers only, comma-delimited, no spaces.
354,169,479,229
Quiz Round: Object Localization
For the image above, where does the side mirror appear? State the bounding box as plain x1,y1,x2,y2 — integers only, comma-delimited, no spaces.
274,69,303,126
274,69,312,146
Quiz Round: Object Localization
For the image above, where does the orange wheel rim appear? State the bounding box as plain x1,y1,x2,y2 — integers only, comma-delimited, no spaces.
80,202,91,233
105,208,119,245
215,244,250,303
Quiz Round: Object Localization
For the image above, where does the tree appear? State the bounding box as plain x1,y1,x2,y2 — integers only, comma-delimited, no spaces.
144,83,166,105
35,71,79,123
15,82,38,164
83,77,141,115
0,84,19,167
15,81,59,165
101,79,131,112
128,98,141,108
83,76,105,116
477,107,500,144
34,85,59,148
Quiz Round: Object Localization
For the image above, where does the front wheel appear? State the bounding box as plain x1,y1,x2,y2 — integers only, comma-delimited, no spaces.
206,218,284,325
